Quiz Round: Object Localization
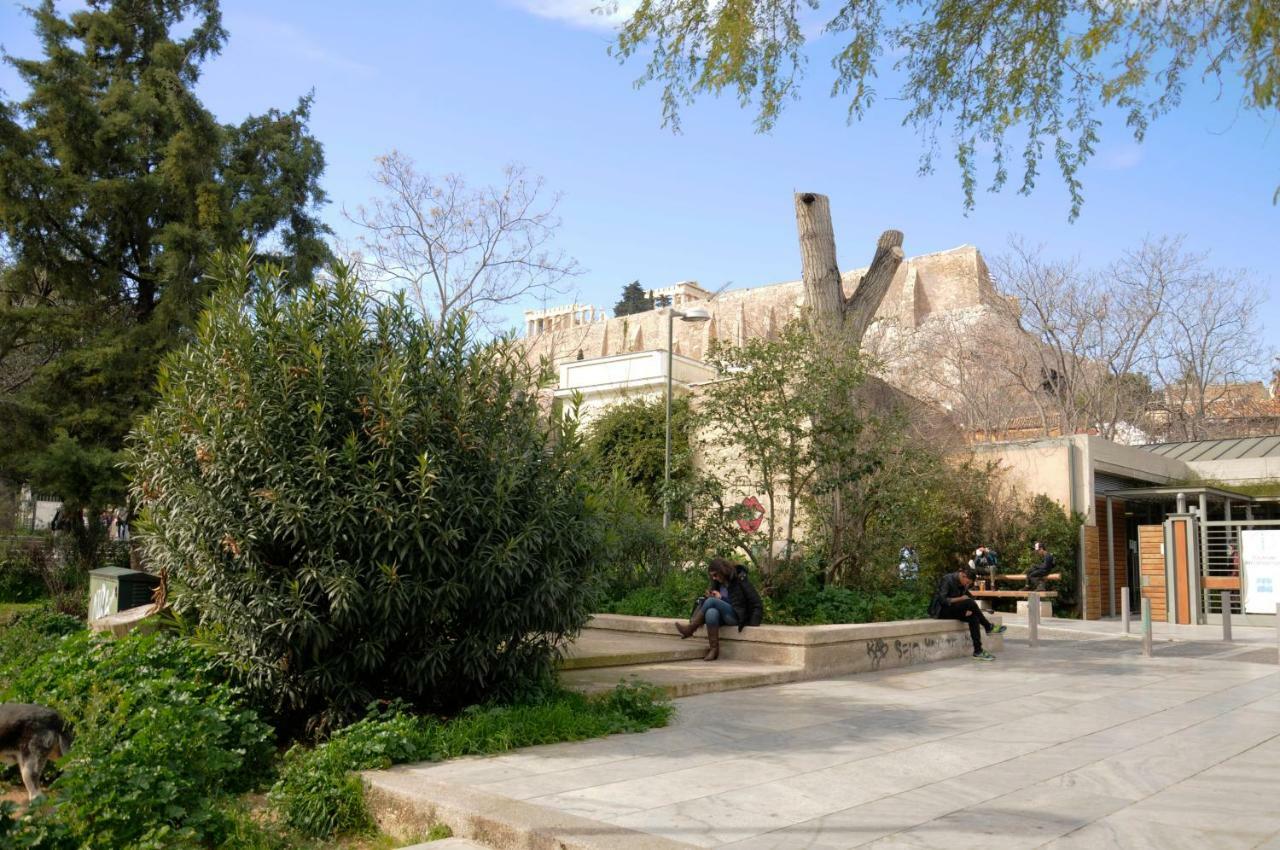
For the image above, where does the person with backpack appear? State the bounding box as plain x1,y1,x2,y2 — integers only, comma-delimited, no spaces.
972,546,998,575
675,558,763,661
929,567,1006,661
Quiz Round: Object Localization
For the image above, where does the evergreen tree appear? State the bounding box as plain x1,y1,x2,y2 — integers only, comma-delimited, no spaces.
613,280,653,316
0,0,330,528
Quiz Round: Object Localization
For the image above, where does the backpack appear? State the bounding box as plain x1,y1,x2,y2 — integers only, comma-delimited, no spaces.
927,576,946,618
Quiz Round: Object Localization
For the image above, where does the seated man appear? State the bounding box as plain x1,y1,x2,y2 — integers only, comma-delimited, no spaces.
929,568,1006,661
1027,541,1055,590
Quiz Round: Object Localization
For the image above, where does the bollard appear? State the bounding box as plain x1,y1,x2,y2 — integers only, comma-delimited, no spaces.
1121,590,1130,634
1028,591,1040,648
1141,597,1152,657
1222,590,1233,642
1276,603,1279,652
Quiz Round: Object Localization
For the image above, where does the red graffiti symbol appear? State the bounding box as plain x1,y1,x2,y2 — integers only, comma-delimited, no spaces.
737,496,765,533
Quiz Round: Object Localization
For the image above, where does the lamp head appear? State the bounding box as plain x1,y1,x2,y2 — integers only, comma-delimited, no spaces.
679,306,711,323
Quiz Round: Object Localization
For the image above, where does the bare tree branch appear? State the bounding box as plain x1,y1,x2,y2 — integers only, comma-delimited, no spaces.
346,152,580,327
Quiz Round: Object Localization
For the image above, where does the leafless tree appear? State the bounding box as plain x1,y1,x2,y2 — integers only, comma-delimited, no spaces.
902,312,1026,441
1145,259,1270,440
991,237,1172,442
992,235,1272,443
346,151,579,326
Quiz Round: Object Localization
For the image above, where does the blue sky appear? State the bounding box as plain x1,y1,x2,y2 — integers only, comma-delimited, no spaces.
2,0,1277,359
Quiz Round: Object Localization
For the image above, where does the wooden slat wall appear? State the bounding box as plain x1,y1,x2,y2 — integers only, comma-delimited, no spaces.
1083,524,1102,620
1138,524,1167,621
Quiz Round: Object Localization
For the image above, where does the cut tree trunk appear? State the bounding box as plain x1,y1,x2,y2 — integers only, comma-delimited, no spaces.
794,192,903,345
794,192,905,575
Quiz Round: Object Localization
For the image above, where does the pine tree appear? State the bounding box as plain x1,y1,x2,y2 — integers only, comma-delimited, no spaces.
0,0,330,527
613,280,653,316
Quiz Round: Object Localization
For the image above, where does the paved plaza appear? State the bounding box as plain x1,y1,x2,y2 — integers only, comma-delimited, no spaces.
376,635,1280,849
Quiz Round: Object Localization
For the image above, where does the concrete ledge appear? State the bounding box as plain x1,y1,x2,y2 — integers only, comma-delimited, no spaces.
88,604,159,638
365,771,694,850
560,659,805,697
586,614,1002,676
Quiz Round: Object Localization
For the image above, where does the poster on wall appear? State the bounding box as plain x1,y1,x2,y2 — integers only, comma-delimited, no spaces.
1241,530,1280,614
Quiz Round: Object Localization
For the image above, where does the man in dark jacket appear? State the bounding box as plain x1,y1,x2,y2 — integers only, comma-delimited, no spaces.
930,568,1006,661
1026,542,1055,590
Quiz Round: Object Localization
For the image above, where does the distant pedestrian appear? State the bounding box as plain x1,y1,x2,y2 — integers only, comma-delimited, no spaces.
929,568,1006,661
898,544,920,581
1027,541,1055,590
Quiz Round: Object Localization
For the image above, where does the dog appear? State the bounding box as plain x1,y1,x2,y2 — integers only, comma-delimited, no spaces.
0,703,74,801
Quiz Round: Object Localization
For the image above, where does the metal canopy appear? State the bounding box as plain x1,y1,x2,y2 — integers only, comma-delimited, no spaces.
1104,485,1257,504
1143,435,1280,462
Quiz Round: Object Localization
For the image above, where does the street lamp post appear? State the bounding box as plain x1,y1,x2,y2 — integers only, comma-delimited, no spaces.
664,305,710,528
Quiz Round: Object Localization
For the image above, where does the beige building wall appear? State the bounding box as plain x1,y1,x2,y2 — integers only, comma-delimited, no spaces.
972,435,1192,526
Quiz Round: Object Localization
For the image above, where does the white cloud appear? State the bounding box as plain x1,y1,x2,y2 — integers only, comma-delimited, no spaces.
1098,141,1145,171
506,0,639,32
228,13,376,78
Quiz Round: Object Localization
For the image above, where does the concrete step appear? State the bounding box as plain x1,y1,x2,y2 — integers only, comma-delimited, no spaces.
366,770,695,850
560,658,806,698
559,628,707,670
401,839,489,850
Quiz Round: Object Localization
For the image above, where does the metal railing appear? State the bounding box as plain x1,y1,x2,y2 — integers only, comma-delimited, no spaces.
1200,519,1280,616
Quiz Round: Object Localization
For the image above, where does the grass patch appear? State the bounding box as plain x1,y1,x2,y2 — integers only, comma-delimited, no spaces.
0,601,42,626
271,682,673,840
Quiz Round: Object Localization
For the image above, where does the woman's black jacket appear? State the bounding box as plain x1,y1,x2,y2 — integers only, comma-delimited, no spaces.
725,565,764,631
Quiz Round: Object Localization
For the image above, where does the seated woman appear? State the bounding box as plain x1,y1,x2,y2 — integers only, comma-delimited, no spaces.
675,558,763,661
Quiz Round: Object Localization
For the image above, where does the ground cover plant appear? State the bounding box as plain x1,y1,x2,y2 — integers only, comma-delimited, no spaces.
0,607,673,848
0,618,273,849
128,250,600,734
271,683,672,840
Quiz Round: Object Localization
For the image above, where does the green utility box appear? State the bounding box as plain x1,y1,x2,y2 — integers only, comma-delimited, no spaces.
88,567,159,621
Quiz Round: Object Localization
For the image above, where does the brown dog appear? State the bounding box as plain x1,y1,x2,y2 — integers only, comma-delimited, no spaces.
0,703,73,800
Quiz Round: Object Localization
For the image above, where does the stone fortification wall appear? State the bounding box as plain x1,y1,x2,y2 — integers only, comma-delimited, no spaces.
521,244,1014,373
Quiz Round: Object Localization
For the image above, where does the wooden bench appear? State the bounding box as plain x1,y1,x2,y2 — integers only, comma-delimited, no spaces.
992,573,1062,584
970,588,1058,616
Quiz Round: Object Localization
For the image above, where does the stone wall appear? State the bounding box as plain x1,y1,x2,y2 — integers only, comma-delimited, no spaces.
588,613,1004,678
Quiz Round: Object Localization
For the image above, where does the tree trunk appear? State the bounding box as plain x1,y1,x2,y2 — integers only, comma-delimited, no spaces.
794,193,904,581
794,192,904,345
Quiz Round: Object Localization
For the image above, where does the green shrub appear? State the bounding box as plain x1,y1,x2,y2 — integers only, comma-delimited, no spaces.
0,543,45,603
601,567,707,618
271,683,672,840
584,396,692,512
769,585,928,625
127,251,600,733
2,631,273,849
588,473,680,604
0,606,83,693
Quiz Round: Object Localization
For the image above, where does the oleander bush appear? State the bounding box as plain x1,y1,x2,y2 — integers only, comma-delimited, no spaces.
127,250,600,734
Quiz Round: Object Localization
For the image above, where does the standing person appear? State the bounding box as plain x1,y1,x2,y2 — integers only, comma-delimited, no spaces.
929,568,1006,661
898,544,920,582
675,557,763,661
1026,541,1055,590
